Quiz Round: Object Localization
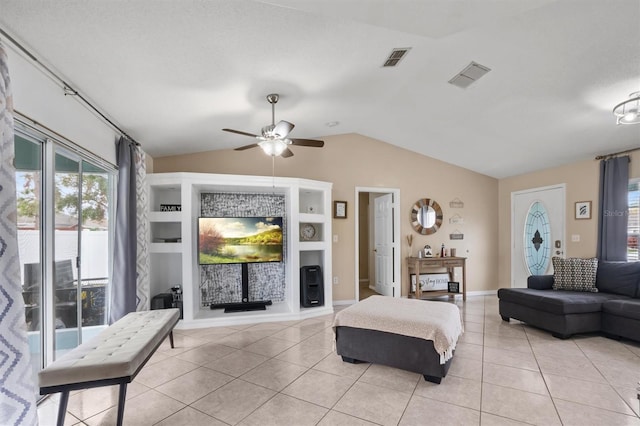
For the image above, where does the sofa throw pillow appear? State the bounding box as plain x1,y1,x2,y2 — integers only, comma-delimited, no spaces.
552,257,598,292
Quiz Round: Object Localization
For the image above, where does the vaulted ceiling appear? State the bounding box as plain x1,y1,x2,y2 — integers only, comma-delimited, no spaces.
1,0,638,178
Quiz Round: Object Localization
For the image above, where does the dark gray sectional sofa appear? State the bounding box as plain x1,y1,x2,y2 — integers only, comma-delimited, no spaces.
498,261,640,341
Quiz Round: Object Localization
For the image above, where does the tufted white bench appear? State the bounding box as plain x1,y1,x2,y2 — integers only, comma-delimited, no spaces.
39,308,180,426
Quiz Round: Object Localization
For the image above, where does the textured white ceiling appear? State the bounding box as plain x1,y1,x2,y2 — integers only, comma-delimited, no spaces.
0,0,638,178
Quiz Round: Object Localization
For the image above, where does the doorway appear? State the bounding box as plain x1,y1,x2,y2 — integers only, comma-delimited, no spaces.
355,187,401,301
511,184,566,288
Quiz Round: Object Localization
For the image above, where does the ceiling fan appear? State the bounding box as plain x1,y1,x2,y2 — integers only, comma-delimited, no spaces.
223,93,324,158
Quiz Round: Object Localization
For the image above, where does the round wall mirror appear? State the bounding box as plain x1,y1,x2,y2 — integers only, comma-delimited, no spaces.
410,198,443,235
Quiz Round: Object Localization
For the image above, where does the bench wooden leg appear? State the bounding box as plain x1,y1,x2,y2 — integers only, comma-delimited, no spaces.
116,383,128,426
56,391,70,426
169,330,174,348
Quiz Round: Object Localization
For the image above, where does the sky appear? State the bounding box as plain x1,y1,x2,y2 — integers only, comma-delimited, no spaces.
200,217,282,238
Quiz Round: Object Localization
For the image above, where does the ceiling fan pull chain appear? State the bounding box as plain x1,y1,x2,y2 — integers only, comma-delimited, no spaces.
272,155,276,188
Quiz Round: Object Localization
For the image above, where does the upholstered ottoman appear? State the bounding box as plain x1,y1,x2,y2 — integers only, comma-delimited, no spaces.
332,296,463,383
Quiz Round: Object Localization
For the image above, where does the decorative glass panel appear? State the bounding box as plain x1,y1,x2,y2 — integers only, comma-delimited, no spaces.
524,201,551,275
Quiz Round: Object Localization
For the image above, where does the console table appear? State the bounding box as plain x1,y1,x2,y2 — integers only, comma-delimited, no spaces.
407,257,466,301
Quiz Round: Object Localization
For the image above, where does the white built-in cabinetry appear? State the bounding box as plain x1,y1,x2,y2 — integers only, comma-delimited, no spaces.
147,172,333,328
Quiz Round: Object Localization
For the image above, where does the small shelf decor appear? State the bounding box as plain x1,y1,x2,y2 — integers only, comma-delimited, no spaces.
449,230,464,240
449,214,464,224
407,234,413,257
300,223,319,241
160,204,181,212
449,198,464,208
575,201,591,220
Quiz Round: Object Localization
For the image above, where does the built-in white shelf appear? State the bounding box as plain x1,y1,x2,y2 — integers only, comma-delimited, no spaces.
299,241,326,251
149,211,182,222
298,213,325,223
149,242,183,253
147,172,333,328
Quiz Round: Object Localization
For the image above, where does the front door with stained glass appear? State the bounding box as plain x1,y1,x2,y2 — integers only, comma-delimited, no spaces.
524,201,552,275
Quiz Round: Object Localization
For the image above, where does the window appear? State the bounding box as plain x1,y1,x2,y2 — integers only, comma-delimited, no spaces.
628,179,639,261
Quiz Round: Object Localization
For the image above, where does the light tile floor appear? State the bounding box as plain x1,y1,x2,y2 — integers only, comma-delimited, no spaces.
37,296,640,425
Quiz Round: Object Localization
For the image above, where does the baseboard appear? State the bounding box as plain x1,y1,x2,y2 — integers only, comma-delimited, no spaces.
467,290,498,296
333,299,356,306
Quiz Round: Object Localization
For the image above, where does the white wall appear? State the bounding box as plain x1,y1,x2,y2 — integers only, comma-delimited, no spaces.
18,230,109,282
7,47,118,165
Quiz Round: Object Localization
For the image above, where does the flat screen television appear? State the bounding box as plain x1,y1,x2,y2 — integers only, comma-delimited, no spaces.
198,217,283,265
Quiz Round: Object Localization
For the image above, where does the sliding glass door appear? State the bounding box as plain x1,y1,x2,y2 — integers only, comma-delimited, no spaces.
15,132,43,388
79,160,110,338
53,150,82,353
14,125,114,395
54,149,111,354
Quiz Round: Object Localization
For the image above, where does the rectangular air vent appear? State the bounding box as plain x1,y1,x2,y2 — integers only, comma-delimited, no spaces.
383,48,411,67
448,61,491,88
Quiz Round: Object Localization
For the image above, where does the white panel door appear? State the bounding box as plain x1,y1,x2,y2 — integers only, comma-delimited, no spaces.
512,185,565,288
374,194,394,296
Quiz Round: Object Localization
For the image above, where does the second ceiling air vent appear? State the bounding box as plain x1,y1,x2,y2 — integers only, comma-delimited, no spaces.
449,61,491,88
383,48,411,67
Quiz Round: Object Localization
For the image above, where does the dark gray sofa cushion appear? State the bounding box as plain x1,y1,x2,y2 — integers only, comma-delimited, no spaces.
527,275,553,290
602,299,640,321
497,288,628,315
596,261,640,298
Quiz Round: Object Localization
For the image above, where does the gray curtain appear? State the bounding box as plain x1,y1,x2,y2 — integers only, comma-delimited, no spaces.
110,136,139,323
0,42,38,425
134,148,150,311
597,155,630,261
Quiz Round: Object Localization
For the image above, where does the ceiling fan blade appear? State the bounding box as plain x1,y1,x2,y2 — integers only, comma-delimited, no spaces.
273,120,295,138
222,128,259,138
234,143,259,151
281,148,294,158
289,138,325,148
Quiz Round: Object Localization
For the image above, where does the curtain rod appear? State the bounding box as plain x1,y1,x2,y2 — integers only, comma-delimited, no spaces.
14,110,117,170
595,146,640,160
0,27,140,147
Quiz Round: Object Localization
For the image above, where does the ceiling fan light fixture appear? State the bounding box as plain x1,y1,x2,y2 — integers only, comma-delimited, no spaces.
613,91,640,125
259,139,287,156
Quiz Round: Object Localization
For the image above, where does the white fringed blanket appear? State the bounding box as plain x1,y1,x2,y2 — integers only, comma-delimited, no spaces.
333,296,463,364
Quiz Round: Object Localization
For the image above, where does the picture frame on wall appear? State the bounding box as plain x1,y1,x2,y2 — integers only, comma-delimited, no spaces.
575,201,591,220
334,201,347,219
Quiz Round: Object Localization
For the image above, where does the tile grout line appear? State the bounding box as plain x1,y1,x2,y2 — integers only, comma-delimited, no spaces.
53,298,640,424
568,336,639,417
478,295,486,425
